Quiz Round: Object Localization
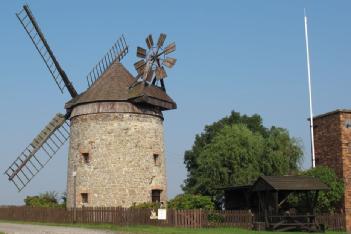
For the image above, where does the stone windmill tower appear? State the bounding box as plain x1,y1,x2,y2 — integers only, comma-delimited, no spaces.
65,52,176,207
4,5,177,208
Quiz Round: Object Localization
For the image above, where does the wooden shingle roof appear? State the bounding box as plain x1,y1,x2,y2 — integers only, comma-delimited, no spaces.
128,82,177,110
65,62,176,110
219,175,329,192
252,176,329,192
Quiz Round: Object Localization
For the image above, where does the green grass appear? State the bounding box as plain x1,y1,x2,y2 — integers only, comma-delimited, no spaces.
0,220,347,234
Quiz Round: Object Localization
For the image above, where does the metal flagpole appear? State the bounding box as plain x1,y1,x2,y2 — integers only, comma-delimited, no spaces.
304,9,316,168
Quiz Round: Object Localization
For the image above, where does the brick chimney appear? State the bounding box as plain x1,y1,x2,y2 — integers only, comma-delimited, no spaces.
313,109,351,231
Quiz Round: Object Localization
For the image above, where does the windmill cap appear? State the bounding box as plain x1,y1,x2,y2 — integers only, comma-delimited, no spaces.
65,61,176,111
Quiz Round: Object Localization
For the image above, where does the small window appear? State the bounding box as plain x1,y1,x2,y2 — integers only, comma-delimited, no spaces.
152,189,161,203
345,120,351,129
81,193,88,204
82,153,90,163
153,154,160,166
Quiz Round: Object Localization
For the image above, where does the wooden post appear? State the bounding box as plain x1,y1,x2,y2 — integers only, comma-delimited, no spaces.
313,190,319,215
266,191,270,228
274,191,279,214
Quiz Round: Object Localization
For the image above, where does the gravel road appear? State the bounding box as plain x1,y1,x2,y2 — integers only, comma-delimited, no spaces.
0,222,119,234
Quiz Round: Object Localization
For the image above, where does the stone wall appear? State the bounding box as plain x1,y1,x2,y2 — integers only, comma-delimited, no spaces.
66,102,167,208
313,110,351,231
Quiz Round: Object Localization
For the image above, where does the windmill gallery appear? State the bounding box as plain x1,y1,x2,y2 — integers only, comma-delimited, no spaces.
4,4,177,208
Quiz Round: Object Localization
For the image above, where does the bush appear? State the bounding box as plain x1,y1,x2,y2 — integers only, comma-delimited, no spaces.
303,166,344,212
131,202,160,210
167,194,214,210
207,212,225,223
288,166,344,213
24,191,65,208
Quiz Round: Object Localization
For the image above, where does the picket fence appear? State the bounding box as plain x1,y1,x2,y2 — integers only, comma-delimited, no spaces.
0,207,251,228
0,206,345,230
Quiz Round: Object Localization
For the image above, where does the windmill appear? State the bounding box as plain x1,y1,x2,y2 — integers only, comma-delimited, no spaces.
4,5,177,208
132,34,176,91
4,4,128,192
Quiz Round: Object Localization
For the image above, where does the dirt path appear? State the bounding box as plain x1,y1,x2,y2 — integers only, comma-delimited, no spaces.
0,222,119,234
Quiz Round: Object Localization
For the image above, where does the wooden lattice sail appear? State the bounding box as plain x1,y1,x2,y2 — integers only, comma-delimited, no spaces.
4,114,69,191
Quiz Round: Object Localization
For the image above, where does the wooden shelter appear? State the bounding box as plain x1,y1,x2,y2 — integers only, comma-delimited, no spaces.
222,176,329,232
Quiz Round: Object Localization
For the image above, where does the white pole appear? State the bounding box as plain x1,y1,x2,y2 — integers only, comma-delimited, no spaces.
304,9,316,168
73,165,77,223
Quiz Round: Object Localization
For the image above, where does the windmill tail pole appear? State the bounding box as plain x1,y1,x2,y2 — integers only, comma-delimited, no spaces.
304,9,316,168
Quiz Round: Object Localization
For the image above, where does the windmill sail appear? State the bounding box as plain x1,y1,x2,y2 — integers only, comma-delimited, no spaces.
86,35,128,87
4,114,70,191
132,33,176,91
16,5,78,98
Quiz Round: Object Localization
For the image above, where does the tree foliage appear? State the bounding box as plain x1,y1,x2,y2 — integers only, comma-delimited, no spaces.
288,166,344,213
183,111,303,200
24,191,65,208
168,194,214,210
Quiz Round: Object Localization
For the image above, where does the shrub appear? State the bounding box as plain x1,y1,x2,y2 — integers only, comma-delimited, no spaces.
207,212,225,223
131,202,160,210
303,166,344,212
167,194,214,210
288,166,344,213
24,191,65,208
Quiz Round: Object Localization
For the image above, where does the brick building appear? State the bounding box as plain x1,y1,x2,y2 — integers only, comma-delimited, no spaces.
313,109,351,231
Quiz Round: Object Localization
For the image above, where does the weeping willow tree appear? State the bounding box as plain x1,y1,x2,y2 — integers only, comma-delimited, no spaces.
183,111,303,202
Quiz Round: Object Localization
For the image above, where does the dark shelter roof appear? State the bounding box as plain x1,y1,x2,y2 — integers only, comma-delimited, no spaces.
65,62,176,110
221,175,329,192
253,176,329,192
128,81,177,110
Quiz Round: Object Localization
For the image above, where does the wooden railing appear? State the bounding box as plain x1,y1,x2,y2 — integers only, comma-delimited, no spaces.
0,206,345,230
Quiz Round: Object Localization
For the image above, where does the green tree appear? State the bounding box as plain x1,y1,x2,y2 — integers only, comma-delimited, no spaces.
183,111,303,201
261,126,302,176
168,194,214,210
289,166,344,213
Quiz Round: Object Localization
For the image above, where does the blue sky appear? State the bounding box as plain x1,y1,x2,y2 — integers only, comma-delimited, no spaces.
0,0,350,205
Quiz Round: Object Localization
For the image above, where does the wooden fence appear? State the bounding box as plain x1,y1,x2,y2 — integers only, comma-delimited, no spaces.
0,206,345,230
207,210,254,229
0,207,251,228
0,206,72,223
316,213,345,231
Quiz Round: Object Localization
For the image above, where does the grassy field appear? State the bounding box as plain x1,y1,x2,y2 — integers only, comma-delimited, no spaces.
101,225,346,234
0,221,347,234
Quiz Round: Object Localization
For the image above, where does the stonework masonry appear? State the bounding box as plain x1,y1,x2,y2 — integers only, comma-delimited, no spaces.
66,102,167,208
313,110,351,231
